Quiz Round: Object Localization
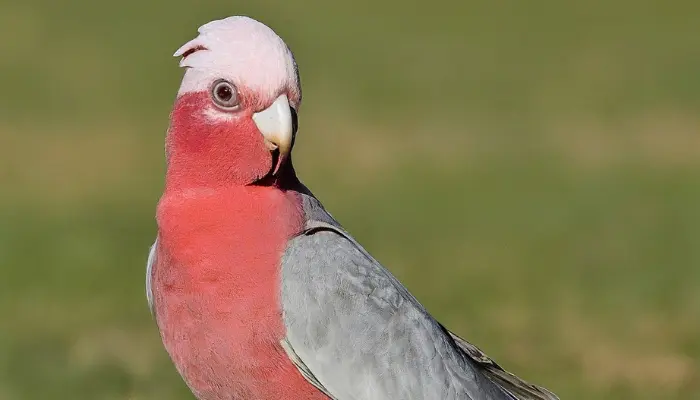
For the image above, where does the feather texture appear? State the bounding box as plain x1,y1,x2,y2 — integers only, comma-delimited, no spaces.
276,189,557,399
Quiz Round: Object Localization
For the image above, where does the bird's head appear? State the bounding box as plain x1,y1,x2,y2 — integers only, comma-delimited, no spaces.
164,16,301,190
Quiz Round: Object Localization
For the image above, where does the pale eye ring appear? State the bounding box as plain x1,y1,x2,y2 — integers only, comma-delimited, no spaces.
211,79,239,109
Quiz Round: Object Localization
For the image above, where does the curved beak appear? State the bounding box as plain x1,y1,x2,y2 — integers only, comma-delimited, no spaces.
253,94,293,160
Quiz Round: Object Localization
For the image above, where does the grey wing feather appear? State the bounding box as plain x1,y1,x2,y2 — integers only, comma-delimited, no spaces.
280,337,338,399
279,192,518,400
280,190,558,400
145,238,157,315
447,331,560,400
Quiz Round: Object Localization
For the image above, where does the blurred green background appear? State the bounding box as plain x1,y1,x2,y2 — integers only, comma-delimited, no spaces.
1,1,699,399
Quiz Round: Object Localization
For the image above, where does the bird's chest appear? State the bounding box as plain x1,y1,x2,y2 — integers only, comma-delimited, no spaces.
152,239,288,397
150,189,319,399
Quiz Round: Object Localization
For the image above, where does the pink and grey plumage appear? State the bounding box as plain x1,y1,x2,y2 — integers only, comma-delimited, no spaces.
146,15,559,400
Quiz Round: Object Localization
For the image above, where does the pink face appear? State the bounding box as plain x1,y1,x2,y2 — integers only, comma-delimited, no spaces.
164,16,302,190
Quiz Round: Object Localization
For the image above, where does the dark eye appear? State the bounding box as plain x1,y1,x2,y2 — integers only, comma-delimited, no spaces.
211,79,239,109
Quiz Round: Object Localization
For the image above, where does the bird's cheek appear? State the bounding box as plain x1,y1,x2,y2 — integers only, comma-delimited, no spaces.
221,119,275,181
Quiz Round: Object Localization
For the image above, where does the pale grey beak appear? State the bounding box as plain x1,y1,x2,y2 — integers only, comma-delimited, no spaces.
252,94,293,158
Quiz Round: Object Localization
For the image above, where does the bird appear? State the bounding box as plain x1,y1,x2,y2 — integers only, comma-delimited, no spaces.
146,15,559,400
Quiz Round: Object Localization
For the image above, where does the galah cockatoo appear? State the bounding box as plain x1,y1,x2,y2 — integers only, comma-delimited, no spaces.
146,15,559,400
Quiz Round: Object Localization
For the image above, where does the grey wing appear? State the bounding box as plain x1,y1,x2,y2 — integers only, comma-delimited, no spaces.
280,221,514,400
280,337,339,399
145,238,157,314
447,331,559,400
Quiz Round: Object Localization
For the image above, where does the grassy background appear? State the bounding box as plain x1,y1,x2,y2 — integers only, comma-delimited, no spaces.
2,1,700,399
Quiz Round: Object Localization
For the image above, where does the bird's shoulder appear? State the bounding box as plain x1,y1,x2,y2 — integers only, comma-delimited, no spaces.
281,186,559,400
279,188,514,399
285,186,424,315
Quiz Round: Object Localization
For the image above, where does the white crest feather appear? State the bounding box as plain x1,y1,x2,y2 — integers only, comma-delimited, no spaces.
174,16,301,108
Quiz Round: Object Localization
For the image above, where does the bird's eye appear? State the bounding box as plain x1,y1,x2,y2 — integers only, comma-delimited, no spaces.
211,79,239,109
